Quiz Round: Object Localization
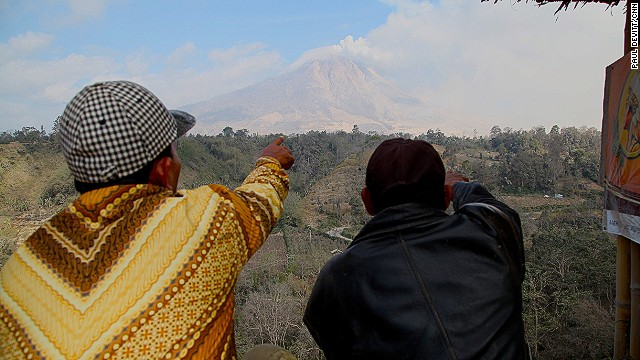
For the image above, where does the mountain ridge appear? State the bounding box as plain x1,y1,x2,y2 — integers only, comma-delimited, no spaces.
181,57,490,136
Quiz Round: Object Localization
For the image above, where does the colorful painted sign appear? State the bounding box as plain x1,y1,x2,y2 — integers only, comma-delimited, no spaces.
602,52,640,243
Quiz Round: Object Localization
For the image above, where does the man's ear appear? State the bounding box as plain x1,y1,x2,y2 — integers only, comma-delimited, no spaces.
149,156,173,191
361,187,377,216
443,184,454,210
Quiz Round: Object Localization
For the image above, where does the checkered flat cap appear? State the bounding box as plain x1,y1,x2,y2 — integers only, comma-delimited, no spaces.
59,81,195,183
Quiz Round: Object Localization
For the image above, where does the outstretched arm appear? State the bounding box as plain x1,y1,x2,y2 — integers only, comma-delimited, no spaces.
230,137,295,257
446,171,525,282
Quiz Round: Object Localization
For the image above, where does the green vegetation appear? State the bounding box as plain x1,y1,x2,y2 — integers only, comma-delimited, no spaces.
0,124,614,359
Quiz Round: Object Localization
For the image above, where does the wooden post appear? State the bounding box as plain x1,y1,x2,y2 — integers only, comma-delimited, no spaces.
631,241,639,359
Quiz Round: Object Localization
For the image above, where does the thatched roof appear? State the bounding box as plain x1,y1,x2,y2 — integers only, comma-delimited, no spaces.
482,0,622,13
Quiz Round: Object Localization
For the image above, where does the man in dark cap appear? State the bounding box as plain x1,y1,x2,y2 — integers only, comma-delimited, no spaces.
0,81,295,359
304,138,528,360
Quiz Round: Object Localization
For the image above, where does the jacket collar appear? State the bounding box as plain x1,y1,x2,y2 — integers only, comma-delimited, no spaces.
350,202,447,246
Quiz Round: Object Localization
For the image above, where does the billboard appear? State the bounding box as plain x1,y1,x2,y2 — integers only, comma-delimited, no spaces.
602,52,640,244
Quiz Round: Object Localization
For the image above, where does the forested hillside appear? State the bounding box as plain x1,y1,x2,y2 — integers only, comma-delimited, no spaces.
0,125,614,359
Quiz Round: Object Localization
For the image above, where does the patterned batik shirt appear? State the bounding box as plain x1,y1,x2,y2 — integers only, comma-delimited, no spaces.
0,157,289,360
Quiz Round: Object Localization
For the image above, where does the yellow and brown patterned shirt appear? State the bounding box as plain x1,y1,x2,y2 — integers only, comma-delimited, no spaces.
0,157,289,360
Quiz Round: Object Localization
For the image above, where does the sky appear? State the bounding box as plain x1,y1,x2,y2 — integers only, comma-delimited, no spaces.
0,0,627,135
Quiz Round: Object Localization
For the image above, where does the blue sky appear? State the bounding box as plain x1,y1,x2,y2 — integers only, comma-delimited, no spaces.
0,0,626,134
2,1,390,62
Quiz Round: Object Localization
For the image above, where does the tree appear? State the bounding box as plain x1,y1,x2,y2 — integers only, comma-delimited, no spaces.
235,128,249,138
222,126,234,137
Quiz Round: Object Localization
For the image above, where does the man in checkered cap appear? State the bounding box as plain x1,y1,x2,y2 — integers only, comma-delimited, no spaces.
304,138,528,359
0,81,296,360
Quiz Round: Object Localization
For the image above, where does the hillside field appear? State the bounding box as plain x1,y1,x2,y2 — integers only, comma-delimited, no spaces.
0,125,616,359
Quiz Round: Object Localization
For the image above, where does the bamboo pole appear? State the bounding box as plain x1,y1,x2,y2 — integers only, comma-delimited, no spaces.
631,241,639,359
616,235,632,359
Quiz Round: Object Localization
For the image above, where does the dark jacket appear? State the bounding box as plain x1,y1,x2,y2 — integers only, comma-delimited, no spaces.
304,182,527,360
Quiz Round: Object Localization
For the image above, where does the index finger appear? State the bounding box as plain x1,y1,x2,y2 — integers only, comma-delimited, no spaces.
272,136,285,146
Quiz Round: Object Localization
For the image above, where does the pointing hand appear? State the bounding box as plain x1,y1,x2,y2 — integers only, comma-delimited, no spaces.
260,136,295,170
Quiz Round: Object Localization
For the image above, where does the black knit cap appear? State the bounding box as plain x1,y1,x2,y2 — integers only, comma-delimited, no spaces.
366,138,445,212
